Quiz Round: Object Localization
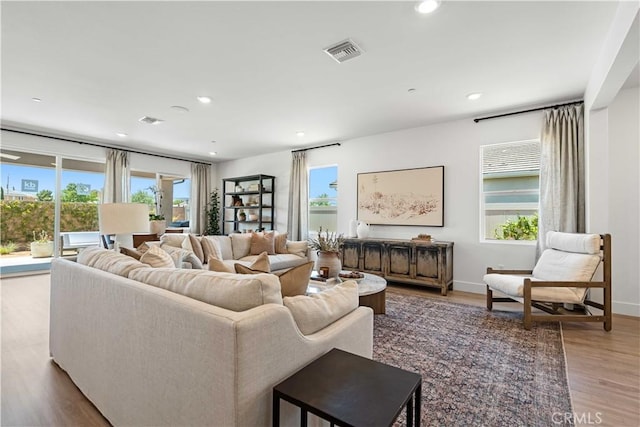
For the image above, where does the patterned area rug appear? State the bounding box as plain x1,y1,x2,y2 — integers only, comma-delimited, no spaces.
373,291,573,426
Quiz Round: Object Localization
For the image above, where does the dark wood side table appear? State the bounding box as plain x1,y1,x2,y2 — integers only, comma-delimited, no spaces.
273,348,421,427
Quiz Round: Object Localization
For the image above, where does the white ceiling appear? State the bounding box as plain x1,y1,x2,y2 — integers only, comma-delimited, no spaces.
1,1,620,162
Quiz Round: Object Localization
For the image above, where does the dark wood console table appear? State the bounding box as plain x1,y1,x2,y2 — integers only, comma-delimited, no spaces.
340,238,454,295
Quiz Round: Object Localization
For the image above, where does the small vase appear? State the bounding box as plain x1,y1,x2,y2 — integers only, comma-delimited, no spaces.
357,221,370,239
30,241,54,258
315,251,342,279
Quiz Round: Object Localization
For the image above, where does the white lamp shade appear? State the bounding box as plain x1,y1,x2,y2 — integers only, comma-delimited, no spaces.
98,203,150,235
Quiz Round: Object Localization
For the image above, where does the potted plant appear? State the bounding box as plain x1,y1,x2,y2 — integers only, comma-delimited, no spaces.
149,213,166,236
308,227,345,279
204,189,221,235
31,230,54,258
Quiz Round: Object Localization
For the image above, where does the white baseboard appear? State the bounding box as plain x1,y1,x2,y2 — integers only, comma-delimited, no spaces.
612,301,640,317
452,281,639,318
452,280,486,294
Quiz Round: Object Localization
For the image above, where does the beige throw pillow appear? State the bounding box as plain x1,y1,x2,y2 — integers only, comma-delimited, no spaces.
188,234,205,263
208,256,235,273
275,261,314,297
120,247,143,260
274,232,288,254
283,281,359,335
286,241,309,258
161,244,203,269
140,245,176,269
233,251,271,273
250,231,275,255
201,237,224,261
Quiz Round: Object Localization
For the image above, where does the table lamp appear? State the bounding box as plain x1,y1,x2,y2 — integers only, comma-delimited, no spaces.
98,203,150,250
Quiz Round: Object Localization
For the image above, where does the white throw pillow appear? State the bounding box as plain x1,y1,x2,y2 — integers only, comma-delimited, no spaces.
160,234,194,252
160,244,203,269
283,281,359,335
230,233,252,259
201,236,224,261
140,245,176,268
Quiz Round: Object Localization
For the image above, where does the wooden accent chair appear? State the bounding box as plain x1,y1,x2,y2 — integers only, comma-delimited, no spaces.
484,232,611,331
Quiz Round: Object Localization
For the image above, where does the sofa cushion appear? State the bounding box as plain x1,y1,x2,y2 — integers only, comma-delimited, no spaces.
274,232,288,254
188,234,205,263
286,241,308,258
128,268,283,311
140,246,176,268
238,253,307,272
283,281,359,335
78,246,148,277
230,233,252,259
201,237,223,261
250,231,275,255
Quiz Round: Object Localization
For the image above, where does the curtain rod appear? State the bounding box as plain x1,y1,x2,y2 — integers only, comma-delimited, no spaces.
0,127,211,165
291,142,341,153
473,100,584,123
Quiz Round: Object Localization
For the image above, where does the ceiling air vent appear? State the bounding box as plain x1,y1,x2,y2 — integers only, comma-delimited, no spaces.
324,39,364,63
138,116,164,125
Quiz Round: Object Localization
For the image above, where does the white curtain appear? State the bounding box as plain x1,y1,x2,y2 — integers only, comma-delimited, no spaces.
190,163,211,235
103,149,130,203
537,104,585,256
287,151,309,241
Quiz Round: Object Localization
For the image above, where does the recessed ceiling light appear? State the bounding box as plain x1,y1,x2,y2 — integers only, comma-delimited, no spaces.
466,92,482,101
197,96,212,104
296,131,305,137
209,152,217,156
116,132,128,137
170,105,190,113
31,97,42,102
415,0,440,14
408,88,417,93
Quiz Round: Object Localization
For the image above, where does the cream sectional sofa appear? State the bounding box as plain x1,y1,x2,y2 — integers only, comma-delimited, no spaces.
160,232,310,273
49,247,372,426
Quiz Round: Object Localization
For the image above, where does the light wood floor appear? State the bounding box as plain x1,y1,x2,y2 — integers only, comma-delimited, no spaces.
2,275,639,426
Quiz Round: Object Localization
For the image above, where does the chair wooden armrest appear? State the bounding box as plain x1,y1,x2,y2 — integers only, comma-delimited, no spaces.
525,280,606,289
486,267,533,275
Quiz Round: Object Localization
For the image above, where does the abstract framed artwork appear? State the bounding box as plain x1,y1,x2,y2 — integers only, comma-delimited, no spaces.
357,165,444,226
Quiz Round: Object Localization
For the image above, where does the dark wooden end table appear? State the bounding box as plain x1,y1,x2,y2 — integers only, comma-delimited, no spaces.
273,348,422,426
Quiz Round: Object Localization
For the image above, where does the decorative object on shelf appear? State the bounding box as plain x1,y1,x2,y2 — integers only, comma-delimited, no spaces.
309,227,345,279
248,183,260,192
357,165,444,226
238,211,246,221
248,213,259,221
356,221,370,239
30,230,54,258
235,185,243,192
232,195,243,206
412,234,432,241
349,219,358,238
204,189,221,235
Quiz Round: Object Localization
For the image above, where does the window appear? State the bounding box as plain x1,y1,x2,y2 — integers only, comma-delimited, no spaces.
172,178,190,227
480,140,540,242
308,166,338,235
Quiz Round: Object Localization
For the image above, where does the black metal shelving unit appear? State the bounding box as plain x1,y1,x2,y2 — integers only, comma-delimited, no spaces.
221,174,275,234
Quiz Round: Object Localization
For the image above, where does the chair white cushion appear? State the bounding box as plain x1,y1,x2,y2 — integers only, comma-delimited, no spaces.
546,231,600,254
532,249,601,282
483,273,586,303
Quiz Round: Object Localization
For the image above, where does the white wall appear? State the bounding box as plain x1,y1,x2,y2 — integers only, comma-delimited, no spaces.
603,87,639,316
218,112,544,294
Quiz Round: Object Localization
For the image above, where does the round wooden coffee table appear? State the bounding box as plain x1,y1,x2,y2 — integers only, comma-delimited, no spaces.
308,271,387,314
